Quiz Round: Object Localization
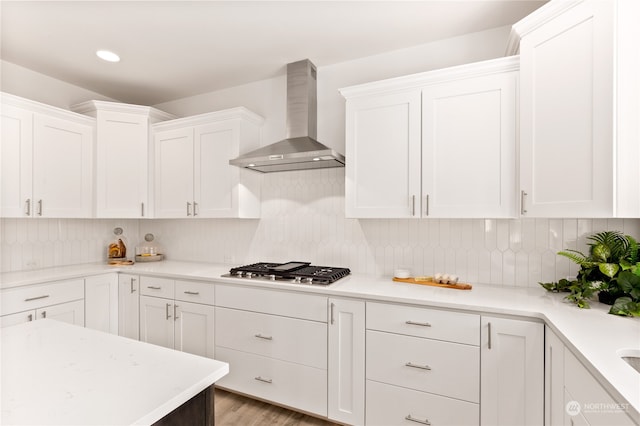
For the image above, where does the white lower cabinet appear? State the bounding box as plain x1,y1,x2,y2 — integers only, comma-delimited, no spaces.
85,273,118,334
480,316,544,426
139,276,215,358
0,279,85,328
564,349,635,426
365,302,480,426
367,380,479,426
214,284,328,417
546,326,566,426
118,273,140,340
328,298,365,425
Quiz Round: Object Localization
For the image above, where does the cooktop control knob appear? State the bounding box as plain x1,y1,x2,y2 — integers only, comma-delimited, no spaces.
246,272,253,279
269,274,276,281
235,271,243,277
293,277,302,283
305,277,313,284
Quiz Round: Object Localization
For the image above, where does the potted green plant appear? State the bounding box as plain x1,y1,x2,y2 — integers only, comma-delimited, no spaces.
540,231,640,316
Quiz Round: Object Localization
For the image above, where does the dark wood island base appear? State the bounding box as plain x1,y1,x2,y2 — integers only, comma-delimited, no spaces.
154,385,215,426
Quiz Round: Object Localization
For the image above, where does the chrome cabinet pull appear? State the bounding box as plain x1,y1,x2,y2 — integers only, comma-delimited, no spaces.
412,195,416,216
41,311,46,319
193,201,198,216
405,362,431,371
130,278,136,293
174,304,179,320
28,314,33,322
183,291,199,295
25,295,50,302
141,202,145,217
186,202,192,216
405,320,431,327
425,194,430,216
488,322,492,349
254,376,272,384
405,415,431,425
330,302,335,325
37,199,43,216
147,286,161,290
25,199,31,216
521,190,528,215
166,303,172,320
254,333,273,340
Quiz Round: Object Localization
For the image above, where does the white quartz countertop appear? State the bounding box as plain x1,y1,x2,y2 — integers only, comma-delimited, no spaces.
2,260,639,422
1,319,229,425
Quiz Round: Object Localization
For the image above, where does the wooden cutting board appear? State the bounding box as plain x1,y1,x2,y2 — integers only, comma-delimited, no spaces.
392,277,472,290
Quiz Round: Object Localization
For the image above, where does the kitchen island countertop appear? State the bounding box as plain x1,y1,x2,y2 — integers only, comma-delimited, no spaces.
1,260,639,423
1,319,229,425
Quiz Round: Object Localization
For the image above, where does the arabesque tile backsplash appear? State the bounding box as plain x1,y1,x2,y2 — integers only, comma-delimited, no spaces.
2,168,639,287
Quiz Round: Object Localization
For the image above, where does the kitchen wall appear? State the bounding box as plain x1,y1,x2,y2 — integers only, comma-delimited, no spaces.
2,169,639,287
2,25,638,287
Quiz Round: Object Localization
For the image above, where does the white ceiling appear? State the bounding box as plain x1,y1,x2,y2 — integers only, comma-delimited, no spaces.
1,1,546,106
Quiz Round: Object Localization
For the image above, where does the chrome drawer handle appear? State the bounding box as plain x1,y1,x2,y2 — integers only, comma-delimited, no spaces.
147,286,161,290
28,314,33,322
166,303,172,320
254,376,272,384
184,291,200,295
405,320,431,327
406,414,431,425
254,334,273,341
405,362,431,371
25,295,50,302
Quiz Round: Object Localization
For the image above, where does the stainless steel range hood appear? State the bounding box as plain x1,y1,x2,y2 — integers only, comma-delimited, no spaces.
229,59,345,173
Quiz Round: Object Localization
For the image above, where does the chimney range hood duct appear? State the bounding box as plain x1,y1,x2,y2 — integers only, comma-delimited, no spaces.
229,59,345,173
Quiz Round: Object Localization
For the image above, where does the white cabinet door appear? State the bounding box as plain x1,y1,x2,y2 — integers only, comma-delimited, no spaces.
153,127,194,218
194,121,237,218
85,273,118,334
480,316,544,426
174,301,214,358
519,0,614,217
0,310,36,328
345,90,422,218
118,274,139,340
95,110,149,218
328,298,365,425
32,114,93,217
421,71,517,218
139,295,174,349
38,299,85,326
545,326,566,426
1,104,33,217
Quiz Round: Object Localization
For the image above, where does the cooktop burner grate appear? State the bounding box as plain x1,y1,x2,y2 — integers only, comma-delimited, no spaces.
227,261,350,285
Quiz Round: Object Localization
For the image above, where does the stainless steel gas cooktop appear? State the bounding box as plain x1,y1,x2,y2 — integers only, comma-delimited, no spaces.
222,261,350,285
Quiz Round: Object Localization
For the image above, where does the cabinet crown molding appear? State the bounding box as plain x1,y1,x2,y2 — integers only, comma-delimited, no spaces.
151,107,264,131
505,0,584,56
70,100,177,123
339,56,519,99
1,92,95,126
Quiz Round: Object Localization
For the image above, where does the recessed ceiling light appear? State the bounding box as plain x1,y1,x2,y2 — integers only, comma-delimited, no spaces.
96,50,120,63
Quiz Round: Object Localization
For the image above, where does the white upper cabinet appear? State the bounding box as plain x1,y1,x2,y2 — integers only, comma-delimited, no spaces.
1,93,94,218
341,56,518,219
152,108,263,219
71,101,175,218
513,0,640,218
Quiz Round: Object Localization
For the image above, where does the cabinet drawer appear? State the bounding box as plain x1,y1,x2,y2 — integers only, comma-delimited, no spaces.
216,284,327,322
366,302,479,345
215,307,327,369
1,279,84,316
214,346,327,417
366,330,479,403
564,351,635,426
175,280,214,305
366,380,479,426
140,276,174,298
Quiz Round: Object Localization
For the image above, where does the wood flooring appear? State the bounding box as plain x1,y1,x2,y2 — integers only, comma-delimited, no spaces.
214,389,340,426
